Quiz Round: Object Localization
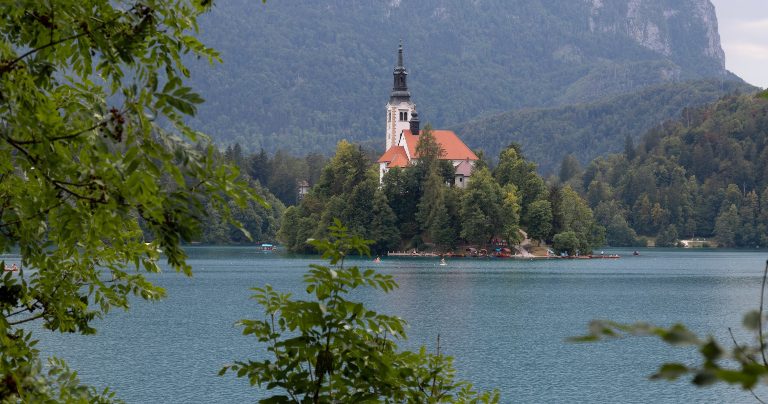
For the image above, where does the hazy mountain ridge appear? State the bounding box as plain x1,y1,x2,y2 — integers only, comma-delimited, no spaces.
188,0,736,156
452,78,755,174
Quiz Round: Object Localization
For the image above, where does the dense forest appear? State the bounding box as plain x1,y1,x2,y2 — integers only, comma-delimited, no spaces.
186,0,737,156
278,129,604,256
200,91,768,250
190,146,287,244
453,79,755,173
570,92,768,247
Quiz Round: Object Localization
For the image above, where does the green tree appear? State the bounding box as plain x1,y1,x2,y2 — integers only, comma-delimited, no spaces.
656,224,679,247
586,180,612,209
714,204,739,247
431,202,457,252
500,184,522,246
460,168,503,245
526,200,553,245
382,167,422,241
202,201,230,244
267,149,308,206
417,169,447,240
222,221,499,403
0,0,255,400
552,231,580,256
247,148,271,186
472,149,490,171
414,125,445,173
315,141,370,199
558,153,582,183
277,206,303,251
370,189,401,255
760,187,768,247
624,134,636,161
342,175,378,237
558,185,604,253
494,145,547,222
594,201,640,247
738,190,760,247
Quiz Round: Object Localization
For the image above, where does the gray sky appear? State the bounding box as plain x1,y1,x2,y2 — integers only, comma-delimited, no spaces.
711,0,768,88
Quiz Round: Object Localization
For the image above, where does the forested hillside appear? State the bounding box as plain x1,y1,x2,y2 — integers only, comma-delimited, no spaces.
576,92,768,247
187,0,738,156
453,79,754,173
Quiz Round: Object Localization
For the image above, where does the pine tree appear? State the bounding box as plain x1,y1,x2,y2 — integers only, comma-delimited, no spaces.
370,190,401,254
714,204,739,247
416,170,445,239
501,184,522,245
460,168,503,245
430,202,456,252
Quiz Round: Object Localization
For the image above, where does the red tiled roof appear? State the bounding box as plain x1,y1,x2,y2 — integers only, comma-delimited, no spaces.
455,159,473,176
377,146,410,168
402,130,478,161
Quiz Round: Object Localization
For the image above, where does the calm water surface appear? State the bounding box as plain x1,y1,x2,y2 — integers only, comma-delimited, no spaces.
33,248,768,403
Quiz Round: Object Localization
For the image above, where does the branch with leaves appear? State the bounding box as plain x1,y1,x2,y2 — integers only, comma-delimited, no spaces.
0,0,259,400
221,220,499,403
574,260,768,401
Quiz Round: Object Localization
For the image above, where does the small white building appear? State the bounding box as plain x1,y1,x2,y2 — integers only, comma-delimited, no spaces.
297,179,310,200
454,159,474,188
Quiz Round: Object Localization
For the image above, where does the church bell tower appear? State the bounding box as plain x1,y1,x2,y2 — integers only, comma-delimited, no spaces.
385,42,416,150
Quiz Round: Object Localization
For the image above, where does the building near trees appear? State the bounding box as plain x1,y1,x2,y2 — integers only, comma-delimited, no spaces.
377,44,477,186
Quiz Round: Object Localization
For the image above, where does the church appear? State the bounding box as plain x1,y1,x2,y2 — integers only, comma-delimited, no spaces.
377,44,478,187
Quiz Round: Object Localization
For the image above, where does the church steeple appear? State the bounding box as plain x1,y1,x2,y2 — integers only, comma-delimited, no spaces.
390,42,410,103
385,42,416,151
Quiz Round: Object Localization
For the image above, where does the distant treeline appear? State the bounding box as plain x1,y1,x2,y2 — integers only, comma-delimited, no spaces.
188,146,287,244
562,93,768,247
207,92,768,249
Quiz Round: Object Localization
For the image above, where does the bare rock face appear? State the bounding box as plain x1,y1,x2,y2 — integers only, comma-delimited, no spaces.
587,0,725,73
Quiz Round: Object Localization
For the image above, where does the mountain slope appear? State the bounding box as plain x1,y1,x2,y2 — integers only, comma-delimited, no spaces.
451,79,755,173
188,0,736,154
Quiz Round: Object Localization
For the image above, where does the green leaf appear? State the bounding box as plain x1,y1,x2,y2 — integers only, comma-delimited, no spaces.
742,310,761,331
692,370,718,386
699,339,722,362
651,363,689,381
715,369,758,388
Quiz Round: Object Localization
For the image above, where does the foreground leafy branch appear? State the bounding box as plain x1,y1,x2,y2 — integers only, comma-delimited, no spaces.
575,259,768,401
1,1,258,400
222,220,499,403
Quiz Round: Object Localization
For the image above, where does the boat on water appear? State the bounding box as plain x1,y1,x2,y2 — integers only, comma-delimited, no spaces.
388,250,439,257
439,258,447,266
258,243,276,252
4,264,18,272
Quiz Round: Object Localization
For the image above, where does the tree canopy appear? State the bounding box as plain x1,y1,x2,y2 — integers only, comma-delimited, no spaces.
1,1,255,400
280,137,603,255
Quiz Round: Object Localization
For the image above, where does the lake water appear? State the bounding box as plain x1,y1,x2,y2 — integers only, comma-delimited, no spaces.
33,248,768,403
